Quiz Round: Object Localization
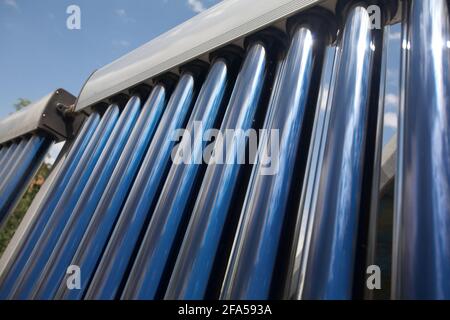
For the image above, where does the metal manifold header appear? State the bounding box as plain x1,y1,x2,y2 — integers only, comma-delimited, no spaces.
0,89,80,145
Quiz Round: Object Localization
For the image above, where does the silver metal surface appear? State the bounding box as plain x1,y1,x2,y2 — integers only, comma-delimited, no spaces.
0,89,76,145
75,0,326,111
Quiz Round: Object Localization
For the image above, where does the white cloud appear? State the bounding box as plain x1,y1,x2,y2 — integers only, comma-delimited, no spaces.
115,8,135,23
112,39,130,47
187,0,206,13
385,93,399,108
115,9,126,17
4,0,18,9
384,112,398,129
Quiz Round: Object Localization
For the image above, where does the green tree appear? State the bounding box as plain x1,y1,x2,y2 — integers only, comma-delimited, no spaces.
13,98,31,111
0,163,52,256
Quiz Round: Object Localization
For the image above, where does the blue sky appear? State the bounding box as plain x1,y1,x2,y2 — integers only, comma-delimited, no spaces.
382,23,401,145
0,0,222,119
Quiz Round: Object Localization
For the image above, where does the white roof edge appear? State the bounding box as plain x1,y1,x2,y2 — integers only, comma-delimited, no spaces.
75,0,325,111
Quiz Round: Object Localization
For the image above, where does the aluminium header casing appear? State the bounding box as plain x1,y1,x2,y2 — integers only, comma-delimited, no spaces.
75,0,326,111
0,89,77,145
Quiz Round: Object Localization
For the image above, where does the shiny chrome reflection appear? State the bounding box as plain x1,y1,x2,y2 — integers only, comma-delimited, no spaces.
0,141,24,186
393,0,450,300
164,41,268,300
302,4,378,299
284,45,338,300
364,21,402,300
220,18,327,300
8,104,121,299
121,58,231,300
32,95,144,300
85,72,196,300
0,113,101,299
0,135,51,224
55,85,167,300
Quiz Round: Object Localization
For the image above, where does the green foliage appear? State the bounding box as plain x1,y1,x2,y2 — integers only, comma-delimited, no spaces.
13,98,32,111
0,163,51,257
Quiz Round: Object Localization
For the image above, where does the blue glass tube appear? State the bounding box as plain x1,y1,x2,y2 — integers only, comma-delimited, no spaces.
31,96,143,299
8,104,120,299
0,140,24,184
0,143,18,174
17,99,141,299
0,145,8,166
393,0,450,299
53,85,167,300
121,58,230,300
84,72,196,299
0,135,51,223
302,4,378,299
220,20,325,299
0,112,100,298
164,41,268,300
283,46,338,300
